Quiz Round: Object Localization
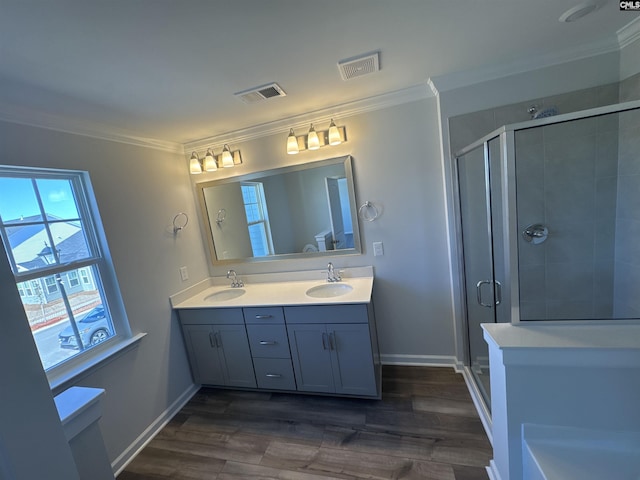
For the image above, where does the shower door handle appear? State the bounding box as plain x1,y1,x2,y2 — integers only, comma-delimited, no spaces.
494,281,502,306
476,280,493,308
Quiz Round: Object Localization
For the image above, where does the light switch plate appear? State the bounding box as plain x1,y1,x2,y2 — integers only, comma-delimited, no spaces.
373,241,384,256
179,266,189,281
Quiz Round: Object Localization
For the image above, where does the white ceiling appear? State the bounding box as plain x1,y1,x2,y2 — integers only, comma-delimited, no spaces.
0,1,638,146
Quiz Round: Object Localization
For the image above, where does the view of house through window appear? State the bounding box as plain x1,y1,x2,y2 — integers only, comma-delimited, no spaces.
0,170,116,371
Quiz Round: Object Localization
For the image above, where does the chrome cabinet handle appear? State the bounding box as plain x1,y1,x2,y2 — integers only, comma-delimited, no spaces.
495,281,502,306
215,332,222,348
255,315,273,319
209,332,216,348
265,373,282,378
259,340,276,345
476,280,493,308
321,332,328,350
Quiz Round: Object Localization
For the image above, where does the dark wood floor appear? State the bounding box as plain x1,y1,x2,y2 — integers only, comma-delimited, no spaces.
118,366,492,480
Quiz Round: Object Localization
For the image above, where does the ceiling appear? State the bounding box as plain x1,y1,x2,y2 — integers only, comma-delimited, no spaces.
0,1,637,146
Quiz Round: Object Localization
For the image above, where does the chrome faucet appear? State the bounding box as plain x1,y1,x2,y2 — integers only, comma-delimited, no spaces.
227,269,244,288
326,262,341,283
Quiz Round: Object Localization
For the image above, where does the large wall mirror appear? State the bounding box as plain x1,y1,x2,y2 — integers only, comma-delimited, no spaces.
196,155,362,264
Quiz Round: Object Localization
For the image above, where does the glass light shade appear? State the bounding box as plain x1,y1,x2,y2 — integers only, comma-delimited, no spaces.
287,129,299,154
328,119,341,145
204,148,217,171
189,152,202,174
307,124,320,150
221,145,234,168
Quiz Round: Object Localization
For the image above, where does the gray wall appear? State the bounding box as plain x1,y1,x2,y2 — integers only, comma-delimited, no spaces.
614,72,640,316
191,98,457,364
0,120,208,470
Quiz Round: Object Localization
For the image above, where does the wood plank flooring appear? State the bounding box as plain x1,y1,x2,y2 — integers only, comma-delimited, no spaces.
118,366,492,480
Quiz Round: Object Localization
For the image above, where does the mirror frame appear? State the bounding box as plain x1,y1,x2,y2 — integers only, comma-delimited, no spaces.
195,155,362,265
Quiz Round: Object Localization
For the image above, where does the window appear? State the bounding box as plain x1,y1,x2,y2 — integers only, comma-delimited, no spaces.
44,275,58,294
67,270,80,287
80,268,90,284
0,168,129,376
241,182,274,257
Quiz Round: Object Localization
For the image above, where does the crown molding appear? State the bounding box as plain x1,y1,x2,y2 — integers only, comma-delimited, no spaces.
618,15,640,49
0,104,184,153
429,35,620,94
182,84,433,153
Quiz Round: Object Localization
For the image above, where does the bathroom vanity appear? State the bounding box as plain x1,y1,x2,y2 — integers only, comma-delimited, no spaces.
170,267,381,399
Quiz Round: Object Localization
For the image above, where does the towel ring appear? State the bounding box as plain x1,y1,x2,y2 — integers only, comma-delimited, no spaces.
215,208,227,225
172,212,189,234
358,201,379,222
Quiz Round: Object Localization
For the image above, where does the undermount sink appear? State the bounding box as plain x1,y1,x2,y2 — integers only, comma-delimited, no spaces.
305,283,353,298
204,288,246,302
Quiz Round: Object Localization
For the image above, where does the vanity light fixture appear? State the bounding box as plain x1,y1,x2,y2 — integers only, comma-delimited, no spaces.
189,152,203,174
188,146,243,174
287,128,299,155
221,144,234,168
328,119,341,146
285,120,347,154
307,124,320,150
204,148,217,171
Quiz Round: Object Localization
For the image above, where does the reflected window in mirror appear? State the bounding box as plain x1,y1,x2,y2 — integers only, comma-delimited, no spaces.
240,182,274,257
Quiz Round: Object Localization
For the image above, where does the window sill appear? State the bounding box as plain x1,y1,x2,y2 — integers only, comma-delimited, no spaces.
50,332,147,394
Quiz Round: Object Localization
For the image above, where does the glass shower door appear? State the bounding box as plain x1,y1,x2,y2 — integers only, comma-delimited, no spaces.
456,138,503,408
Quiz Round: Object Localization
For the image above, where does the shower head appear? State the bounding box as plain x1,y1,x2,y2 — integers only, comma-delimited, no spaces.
528,105,558,119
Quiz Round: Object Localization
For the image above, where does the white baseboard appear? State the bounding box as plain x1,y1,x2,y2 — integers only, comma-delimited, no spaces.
112,383,200,475
380,354,457,367
487,460,502,480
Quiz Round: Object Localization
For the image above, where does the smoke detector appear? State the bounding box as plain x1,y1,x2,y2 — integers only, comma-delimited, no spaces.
337,52,380,81
234,83,287,104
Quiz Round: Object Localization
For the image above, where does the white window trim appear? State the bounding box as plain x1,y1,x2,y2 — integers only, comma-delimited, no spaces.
0,166,138,386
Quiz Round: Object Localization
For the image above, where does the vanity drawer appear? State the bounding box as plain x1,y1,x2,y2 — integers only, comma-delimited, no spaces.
178,308,244,325
253,358,296,390
246,324,291,358
244,307,285,324
284,304,368,324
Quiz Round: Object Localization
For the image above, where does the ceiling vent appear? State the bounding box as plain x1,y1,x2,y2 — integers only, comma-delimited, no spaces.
234,83,287,104
338,52,380,81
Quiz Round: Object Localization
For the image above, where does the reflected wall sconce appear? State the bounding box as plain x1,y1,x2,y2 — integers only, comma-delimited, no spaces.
286,119,346,154
189,145,243,174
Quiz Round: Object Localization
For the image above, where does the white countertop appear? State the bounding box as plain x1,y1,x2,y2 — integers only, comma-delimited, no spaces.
482,321,640,367
482,322,640,349
170,266,374,309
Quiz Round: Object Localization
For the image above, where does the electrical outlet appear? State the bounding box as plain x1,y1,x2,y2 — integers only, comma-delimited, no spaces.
373,241,384,257
179,266,189,281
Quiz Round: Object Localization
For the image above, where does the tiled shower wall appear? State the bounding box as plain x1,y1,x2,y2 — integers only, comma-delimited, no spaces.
514,113,619,319
614,73,640,316
449,77,640,321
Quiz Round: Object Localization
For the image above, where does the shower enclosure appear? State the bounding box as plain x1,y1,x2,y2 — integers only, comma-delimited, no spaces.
454,99,640,413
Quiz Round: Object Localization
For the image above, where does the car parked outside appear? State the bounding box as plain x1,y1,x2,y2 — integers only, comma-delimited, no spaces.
58,305,111,349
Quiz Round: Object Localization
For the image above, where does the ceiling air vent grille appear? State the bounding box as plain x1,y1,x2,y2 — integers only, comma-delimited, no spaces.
234,83,287,104
338,52,380,81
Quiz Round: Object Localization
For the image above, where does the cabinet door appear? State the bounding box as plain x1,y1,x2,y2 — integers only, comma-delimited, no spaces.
329,323,377,396
287,324,335,393
182,324,225,385
217,325,257,388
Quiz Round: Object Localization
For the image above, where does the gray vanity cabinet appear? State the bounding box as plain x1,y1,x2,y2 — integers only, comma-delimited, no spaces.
244,307,296,390
179,309,256,389
285,304,378,397
177,302,380,398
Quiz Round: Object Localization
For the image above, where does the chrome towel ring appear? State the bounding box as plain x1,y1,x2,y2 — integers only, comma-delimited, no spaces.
358,201,379,222
172,212,189,234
